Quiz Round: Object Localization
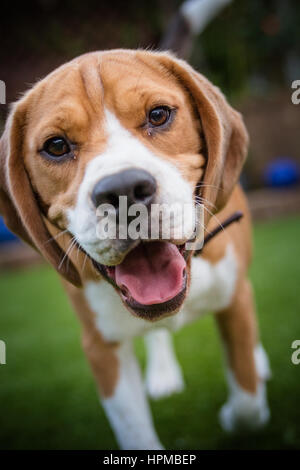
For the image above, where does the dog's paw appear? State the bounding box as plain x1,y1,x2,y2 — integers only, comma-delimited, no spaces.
219,386,270,433
145,360,185,400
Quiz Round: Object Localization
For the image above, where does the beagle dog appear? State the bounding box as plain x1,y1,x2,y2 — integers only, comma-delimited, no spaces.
0,49,271,450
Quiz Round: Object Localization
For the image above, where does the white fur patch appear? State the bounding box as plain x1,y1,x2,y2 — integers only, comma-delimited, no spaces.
220,344,271,433
67,108,195,266
101,341,163,450
178,243,238,326
254,343,272,382
85,280,152,342
144,329,185,399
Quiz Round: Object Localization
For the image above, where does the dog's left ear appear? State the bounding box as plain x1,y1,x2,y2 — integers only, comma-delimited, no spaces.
148,52,249,221
0,98,82,287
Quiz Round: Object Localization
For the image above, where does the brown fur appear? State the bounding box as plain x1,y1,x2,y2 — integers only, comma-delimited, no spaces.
215,278,258,393
63,281,119,398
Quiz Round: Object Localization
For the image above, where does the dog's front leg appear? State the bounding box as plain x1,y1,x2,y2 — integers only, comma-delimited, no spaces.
215,278,271,433
144,328,185,399
83,332,163,450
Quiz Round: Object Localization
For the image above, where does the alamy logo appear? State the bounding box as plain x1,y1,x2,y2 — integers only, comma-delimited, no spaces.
94,197,204,251
291,80,300,105
291,340,300,365
0,340,6,365
0,80,5,104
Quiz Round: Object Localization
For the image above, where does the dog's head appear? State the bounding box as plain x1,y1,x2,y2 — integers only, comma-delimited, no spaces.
0,50,248,320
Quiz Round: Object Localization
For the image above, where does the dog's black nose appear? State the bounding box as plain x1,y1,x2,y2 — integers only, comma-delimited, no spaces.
91,168,157,210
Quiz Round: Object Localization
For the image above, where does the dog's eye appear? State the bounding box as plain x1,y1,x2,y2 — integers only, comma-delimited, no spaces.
43,137,70,158
148,106,171,127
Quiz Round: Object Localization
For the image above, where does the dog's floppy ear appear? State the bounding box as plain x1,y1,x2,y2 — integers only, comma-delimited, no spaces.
0,98,82,287
152,52,249,222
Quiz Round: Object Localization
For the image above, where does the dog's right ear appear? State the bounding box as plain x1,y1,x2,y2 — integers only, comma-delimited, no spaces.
0,100,82,287
0,110,34,246
141,51,249,225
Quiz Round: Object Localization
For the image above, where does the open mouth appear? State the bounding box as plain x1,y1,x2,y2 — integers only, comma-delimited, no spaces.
92,241,188,319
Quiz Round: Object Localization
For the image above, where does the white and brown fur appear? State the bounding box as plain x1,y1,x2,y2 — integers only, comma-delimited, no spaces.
0,50,270,449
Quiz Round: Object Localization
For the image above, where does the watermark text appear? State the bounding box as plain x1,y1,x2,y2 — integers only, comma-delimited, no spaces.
0,80,5,104
0,340,6,365
291,80,300,104
291,340,300,365
95,197,204,251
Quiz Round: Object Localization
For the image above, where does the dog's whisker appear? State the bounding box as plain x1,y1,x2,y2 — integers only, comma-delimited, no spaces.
194,218,210,235
45,229,69,245
76,243,81,262
202,205,228,237
81,253,88,273
195,182,224,191
67,239,80,272
58,236,76,270
194,196,217,210
194,200,227,237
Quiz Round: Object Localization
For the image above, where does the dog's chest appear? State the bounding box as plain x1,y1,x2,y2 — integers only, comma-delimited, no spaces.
84,245,237,342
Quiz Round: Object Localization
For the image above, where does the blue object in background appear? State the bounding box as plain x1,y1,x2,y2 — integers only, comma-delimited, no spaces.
264,157,300,188
0,216,18,243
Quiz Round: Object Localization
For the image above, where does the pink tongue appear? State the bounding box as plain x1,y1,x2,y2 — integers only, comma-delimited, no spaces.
115,242,186,305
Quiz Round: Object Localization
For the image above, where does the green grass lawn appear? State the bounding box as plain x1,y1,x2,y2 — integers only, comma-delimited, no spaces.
0,216,300,450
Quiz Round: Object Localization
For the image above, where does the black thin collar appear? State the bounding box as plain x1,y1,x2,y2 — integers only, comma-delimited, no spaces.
193,211,244,256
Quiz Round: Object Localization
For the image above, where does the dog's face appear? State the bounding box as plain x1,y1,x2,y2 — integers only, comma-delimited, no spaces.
0,50,248,320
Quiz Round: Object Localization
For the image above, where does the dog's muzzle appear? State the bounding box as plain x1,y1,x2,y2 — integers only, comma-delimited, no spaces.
88,168,189,319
